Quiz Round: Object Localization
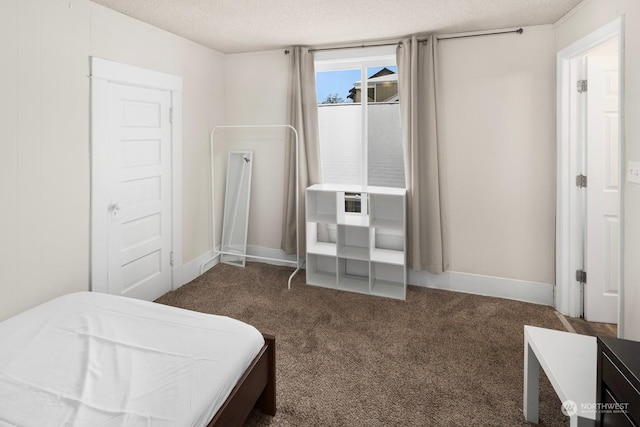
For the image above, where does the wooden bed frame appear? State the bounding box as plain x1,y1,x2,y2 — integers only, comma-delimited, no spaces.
208,333,276,426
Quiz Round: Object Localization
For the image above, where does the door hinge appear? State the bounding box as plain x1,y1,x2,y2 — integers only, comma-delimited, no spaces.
169,108,173,123
576,174,587,188
170,251,174,266
576,269,587,284
577,80,588,93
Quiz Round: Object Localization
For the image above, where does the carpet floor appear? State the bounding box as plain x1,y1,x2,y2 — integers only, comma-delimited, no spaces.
156,262,570,426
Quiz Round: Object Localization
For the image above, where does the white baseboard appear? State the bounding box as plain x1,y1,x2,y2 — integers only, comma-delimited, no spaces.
176,250,218,289
179,247,554,306
246,245,299,267
408,270,554,306
176,245,298,290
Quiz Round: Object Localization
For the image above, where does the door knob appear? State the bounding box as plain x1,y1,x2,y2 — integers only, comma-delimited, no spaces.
110,201,121,217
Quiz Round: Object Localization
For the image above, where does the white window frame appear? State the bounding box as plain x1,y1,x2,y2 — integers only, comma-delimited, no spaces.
315,46,397,187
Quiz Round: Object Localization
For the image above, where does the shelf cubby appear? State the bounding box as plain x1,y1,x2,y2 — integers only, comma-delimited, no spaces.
306,222,337,256
337,191,369,227
306,254,337,289
337,225,369,261
371,262,406,300
306,189,337,223
369,193,404,231
337,258,370,295
370,228,404,265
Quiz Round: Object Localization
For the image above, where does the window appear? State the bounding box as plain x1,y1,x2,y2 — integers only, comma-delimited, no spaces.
315,47,405,188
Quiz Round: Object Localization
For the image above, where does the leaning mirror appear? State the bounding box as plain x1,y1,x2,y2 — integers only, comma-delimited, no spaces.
220,151,253,267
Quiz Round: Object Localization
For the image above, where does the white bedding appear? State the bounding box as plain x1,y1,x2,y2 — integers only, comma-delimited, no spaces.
0,292,264,427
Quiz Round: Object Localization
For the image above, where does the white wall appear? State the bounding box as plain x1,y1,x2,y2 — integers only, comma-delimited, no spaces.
0,0,18,321
0,0,224,321
0,0,91,320
438,26,557,285
222,50,290,251
555,0,640,339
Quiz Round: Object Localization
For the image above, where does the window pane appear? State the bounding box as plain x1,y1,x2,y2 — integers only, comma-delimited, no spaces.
318,104,363,185
315,62,405,189
317,69,363,185
367,66,404,188
316,70,358,104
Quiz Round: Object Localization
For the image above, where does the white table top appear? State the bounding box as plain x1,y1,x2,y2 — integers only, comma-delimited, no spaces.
524,325,597,419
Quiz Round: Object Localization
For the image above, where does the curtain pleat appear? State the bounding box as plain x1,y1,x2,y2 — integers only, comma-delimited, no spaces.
396,36,449,273
282,47,322,255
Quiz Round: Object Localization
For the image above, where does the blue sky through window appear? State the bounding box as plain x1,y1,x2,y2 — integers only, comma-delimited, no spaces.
316,66,397,104
316,69,359,104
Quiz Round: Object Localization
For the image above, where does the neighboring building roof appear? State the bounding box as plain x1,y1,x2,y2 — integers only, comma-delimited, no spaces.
348,67,398,102
353,73,398,88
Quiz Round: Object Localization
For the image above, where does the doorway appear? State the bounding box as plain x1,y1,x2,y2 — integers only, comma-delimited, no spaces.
556,18,624,330
91,58,183,301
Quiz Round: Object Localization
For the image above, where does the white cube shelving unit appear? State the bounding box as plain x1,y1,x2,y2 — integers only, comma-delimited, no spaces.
305,184,406,300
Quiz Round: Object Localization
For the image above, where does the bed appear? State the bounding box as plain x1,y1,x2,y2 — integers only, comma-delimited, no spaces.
0,292,275,426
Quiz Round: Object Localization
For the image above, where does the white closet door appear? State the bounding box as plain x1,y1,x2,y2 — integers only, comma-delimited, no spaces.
105,83,173,301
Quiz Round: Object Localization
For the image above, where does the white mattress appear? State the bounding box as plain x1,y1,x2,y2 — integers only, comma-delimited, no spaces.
0,292,264,427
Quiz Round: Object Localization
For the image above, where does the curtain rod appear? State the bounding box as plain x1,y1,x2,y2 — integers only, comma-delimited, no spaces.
438,27,523,41
285,28,523,54
307,41,399,53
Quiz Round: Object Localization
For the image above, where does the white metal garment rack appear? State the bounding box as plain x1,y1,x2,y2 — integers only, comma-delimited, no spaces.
199,125,301,289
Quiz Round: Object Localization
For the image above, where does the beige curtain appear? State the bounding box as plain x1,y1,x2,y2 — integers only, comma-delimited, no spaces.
282,47,322,255
396,35,449,273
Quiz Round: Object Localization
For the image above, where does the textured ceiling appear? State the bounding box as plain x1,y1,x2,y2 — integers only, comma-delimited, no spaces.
92,0,584,54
